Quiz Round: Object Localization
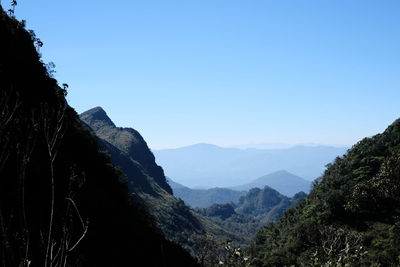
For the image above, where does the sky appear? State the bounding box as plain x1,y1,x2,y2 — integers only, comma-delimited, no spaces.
7,0,400,149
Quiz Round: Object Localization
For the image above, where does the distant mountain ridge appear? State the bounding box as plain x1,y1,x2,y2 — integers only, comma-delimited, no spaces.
167,177,246,208
80,107,241,249
196,186,307,237
167,170,309,207
232,170,312,196
154,143,347,188
167,177,187,190
249,118,400,266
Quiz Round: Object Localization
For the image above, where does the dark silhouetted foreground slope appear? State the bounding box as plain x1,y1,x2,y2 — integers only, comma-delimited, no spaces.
0,7,197,266
80,107,242,251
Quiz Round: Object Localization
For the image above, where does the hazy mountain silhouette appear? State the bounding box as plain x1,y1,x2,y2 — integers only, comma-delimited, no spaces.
196,186,306,236
167,177,246,208
249,118,400,266
0,8,198,266
80,108,242,249
154,143,347,188
167,177,188,190
232,170,311,196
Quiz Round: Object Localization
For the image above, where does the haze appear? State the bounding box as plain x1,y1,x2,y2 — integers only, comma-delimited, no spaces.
11,0,400,149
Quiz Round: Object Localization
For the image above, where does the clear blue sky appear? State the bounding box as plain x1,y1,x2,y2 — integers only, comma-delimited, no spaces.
9,0,400,149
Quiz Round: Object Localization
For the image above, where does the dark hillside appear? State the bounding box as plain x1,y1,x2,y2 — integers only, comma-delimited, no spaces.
249,118,400,266
197,186,305,237
0,7,197,266
80,107,172,194
80,107,242,251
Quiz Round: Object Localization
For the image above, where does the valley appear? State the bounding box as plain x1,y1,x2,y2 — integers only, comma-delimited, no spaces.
1,2,399,266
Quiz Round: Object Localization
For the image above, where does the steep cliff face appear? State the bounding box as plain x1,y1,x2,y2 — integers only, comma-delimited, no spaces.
80,107,241,251
0,7,198,266
80,107,172,194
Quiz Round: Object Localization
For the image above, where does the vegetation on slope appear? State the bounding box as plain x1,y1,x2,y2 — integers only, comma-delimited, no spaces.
249,119,400,266
0,6,198,266
197,187,306,238
80,107,243,253
173,186,247,208
232,170,311,197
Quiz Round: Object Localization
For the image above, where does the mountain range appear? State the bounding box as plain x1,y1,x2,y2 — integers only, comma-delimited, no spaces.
232,170,312,196
154,143,348,188
3,4,400,266
80,107,241,250
167,178,246,208
168,170,310,208
196,186,307,237
249,118,400,266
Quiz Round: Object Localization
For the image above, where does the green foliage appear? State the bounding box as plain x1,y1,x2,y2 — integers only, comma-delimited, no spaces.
191,236,251,267
79,106,245,253
220,242,251,267
248,119,400,266
197,187,306,239
202,203,237,219
0,8,198,266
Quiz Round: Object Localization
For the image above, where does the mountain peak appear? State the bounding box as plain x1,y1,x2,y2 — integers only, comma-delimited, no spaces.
272,170,291,175
80,106,116,131
190,143,221,149
232,170,311,196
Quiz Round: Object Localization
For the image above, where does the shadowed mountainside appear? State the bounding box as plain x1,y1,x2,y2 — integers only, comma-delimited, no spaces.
0,7,198,266
197,186,306,237
249,118,400,266
80,107,243,250
80,107,172,194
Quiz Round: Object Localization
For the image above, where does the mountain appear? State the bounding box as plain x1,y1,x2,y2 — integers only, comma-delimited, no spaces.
167,177,188,190
0,7,197,267
80,106,172,194
196,186,306,237
80,107,242,250
175,187,246,208
249,118,400,266
166,177,246,208
153,143,348,188
232,170,312,196
236,186,297,218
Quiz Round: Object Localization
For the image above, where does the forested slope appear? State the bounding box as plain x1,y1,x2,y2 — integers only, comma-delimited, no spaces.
0,7,198,266
80,107,242,250
249,119,400,266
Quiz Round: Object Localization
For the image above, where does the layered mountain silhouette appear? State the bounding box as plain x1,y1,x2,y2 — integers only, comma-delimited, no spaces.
80,107,241,249
167,177,246,208
167,176,188,190
197,186,306,236
154,143,347,188
232,170,312,196
0,8,198,266
249,119,400,266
